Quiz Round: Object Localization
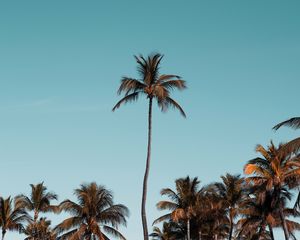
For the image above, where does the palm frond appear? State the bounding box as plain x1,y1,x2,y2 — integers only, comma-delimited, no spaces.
273,117,300,130
103,225,127,240
152,213,171,225
157,96,186,117
112,92,141,111
160,79,186,91
117,77,146,95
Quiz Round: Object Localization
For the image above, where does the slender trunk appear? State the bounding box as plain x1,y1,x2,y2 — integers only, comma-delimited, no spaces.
279,205,289,240
198,230,201,240
214,234,218,240
141,97,153,240
258,222,265,240
2,230,5,240
187,218,190,240
268,224,275,240
34,209,38,222
228,214,233,240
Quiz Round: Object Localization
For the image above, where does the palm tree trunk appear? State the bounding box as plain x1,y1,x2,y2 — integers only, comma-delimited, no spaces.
34,209,38,222
279,205,289,240
141,97,153,240
228,215,233,240
268,224,275,240
258,222,265,240
2,230,5,240
187,218,190,240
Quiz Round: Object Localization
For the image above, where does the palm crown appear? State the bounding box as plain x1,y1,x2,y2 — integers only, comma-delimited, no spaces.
17,182,58,222
112,53,186,116
54,182,129,240
0,196,29,240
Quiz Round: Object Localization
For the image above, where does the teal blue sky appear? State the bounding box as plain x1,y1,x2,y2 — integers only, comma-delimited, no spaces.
1,1,300,239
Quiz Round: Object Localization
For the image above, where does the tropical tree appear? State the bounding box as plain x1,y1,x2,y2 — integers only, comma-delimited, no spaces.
150,222,184,240
17,182,58,222
0,196,29,240
154,176,200,240
112,53,186,240
244,142,300,240
54,182,129,240
210,174,245,240
238,190,300,240
193,190,229,240
24,217,56,240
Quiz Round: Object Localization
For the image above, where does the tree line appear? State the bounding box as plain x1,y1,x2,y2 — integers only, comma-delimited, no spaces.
1,53,300,239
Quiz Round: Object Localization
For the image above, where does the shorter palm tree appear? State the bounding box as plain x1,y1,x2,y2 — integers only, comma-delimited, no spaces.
150,222,184,240
154,176,200,240
17,182,58,222
24,217,56,240
244,142,300,240
210,174,245,240
54,182,129,240
0,196,29,240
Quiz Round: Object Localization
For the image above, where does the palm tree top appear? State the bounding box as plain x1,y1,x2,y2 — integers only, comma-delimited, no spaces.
112,53,187,117
55,182,129,240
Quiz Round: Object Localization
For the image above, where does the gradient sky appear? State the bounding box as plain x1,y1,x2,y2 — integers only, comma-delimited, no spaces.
0,1,300,239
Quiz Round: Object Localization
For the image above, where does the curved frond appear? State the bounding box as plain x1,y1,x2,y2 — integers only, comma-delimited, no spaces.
157,96,186,117
273,117,300,130
112,92,141,111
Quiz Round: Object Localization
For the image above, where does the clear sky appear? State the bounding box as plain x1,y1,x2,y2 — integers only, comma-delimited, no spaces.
0,1,300,239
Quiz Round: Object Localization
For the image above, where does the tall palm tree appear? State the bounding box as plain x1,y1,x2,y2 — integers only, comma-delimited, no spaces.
17,182,58,222
112,53,186,240
54,182,129,240
244,142,300,240
154,176,200,240
210,174,245,240
0,196,29,240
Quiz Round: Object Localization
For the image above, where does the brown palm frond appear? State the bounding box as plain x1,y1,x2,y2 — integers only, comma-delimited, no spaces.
112,92,141,111
160,80,186,91
54,217,82,234
160,188,180,202
102,225,126,240
157,74,181,82
117,77,146,95
280,137,300,156
152,213,172,225
156,201,179,211
158,97,186,117
273,117,300,130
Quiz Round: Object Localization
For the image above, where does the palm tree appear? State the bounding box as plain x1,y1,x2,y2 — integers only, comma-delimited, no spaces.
154,176,200,240
238,190,300,240
112,53,186,240
150,222,184,240
24,217,56,240
193,190,229,240
244,142,300,240
17,182,58,222
54,182,129,240
210,174,245,240
0,196,29,240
